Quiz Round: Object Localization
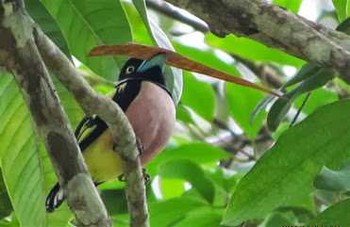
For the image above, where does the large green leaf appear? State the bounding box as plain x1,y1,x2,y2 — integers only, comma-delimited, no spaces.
25,0,71,58
0,74,82,226
223,100,350,226
307,199,350,226
0,75,46,226
41,0,132,80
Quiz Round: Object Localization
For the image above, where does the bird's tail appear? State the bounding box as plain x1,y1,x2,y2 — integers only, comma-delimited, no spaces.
46,183,65,212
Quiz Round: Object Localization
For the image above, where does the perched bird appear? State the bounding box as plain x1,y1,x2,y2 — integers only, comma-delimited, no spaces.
46,53,176,212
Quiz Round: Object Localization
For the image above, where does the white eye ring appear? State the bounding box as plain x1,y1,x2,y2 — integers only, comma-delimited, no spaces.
125,66,135,74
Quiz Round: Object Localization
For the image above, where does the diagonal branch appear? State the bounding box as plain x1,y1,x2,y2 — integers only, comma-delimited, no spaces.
164,0,350,84
0,1,109,227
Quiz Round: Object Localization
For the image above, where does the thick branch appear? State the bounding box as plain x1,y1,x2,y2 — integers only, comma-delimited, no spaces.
0,2,109,227
34,29,148,227
164,0,350,83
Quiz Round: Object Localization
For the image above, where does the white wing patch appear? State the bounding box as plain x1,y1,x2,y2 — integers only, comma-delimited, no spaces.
117,83,127,93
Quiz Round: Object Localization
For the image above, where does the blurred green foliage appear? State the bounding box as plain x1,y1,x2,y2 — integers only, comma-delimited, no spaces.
1,0,350,227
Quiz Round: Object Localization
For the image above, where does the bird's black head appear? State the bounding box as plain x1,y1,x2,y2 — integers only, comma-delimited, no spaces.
118,53,167,87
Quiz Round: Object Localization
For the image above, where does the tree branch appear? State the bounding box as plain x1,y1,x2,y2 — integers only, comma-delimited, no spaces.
164,0,350,84
34,28,149,227
0,2,109,227
146,0,208,33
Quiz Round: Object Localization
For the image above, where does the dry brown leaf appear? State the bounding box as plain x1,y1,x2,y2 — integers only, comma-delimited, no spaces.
89,43,282,97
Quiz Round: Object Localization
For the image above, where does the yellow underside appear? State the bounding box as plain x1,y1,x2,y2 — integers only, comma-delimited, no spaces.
82,130,123,182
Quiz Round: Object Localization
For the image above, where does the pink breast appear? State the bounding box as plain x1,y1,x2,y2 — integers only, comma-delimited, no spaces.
125,82,176,164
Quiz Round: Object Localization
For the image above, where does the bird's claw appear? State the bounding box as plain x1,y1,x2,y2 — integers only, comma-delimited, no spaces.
117,169,151,184
118,174,126,182
142,168,151,184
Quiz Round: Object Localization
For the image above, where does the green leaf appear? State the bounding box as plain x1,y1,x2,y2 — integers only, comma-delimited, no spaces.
176,104,195,124
223,100,350,226
206,33,304,67
267,68,334,131
41,0,132,80
132,0,183,104
122,2,153,45
174,207,223,227
147,143,229,175
149,197,208,227
0,76,78,226
335,17,350,34
259,212,296,227
264,17,350,131
226,83,266,138
181,72,216,121
131,0,152,38
284,64,320,88
25,0,71,58
0,169,12,219
158,160,215,203
266,94,294,131
159,178,186,199
0,75,46,226
101,189,128,215
314,166,350,191
307,199,350,226
204,170,238,208
273,0,302,13
333,0,348,22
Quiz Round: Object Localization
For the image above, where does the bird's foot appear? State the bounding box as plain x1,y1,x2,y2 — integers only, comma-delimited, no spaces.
118,174,126,182
117,168,151,184
142,168,151,184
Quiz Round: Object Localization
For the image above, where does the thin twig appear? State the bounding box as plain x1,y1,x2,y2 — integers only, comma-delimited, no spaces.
290,92,311,127
146,0,208,32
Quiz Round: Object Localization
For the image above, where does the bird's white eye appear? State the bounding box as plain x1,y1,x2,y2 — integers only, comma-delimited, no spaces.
125,66,135,74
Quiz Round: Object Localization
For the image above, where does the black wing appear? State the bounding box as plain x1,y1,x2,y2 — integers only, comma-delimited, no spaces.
76,80,142,152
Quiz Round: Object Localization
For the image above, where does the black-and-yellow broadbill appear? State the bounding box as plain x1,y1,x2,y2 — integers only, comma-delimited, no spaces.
46,53,176,212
